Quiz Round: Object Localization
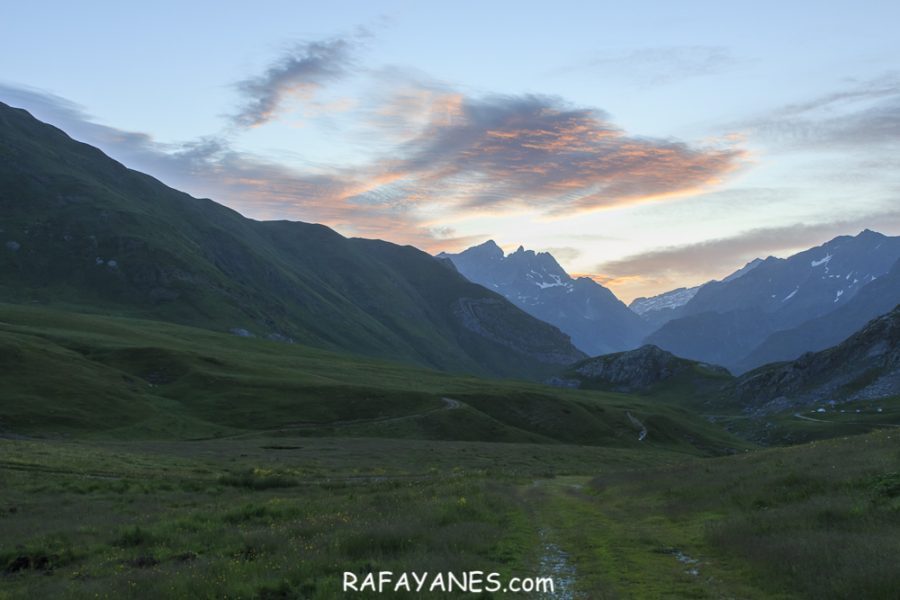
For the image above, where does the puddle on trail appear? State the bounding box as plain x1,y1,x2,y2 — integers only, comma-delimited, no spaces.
657,547,702,577
537,528,577,599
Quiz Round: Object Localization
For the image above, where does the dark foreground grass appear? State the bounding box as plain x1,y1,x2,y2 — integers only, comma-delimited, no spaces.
2,430,898,598
0,436,678,599
532,429,900,599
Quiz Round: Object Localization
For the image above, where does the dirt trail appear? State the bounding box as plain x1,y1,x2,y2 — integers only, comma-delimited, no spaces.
191,397,468,441
793,412,900,427
526,478,586,599
441,397,463,409
536,528,577,599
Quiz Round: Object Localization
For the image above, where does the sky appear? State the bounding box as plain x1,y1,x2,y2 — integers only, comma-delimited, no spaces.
2,0,900,302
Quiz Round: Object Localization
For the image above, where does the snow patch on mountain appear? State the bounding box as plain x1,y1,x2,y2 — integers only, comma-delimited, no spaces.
629,286,700,315
632,257,766,317
811,254,833,267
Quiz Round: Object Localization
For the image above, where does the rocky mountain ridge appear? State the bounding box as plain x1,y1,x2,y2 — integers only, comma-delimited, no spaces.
439,241,649,356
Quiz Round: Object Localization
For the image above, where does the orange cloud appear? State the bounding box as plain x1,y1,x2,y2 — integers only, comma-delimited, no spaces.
352,94,746,218
1,78,745,257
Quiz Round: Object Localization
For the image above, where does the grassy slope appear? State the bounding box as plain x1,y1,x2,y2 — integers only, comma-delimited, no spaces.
0,102,580,380
0,303,746,455
716,395,900,446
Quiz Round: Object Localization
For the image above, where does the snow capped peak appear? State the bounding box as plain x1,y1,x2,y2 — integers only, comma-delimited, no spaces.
629,286,700,315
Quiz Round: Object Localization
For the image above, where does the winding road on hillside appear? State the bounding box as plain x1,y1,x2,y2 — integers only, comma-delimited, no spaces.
793,412,900,427
191,396,467,441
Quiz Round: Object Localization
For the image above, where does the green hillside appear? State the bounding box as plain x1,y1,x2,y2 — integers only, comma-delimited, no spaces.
0,102,582,380
0,303,746,455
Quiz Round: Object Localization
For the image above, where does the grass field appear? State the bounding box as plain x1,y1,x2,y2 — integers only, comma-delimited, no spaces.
3,431,898,598
531,429,900,599
2,304,899,598
0,436,682,599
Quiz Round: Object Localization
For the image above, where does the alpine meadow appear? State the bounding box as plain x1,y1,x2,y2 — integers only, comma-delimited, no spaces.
2,2,899,599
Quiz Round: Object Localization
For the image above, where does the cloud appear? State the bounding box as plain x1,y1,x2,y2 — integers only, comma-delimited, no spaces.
232,38,356,127
747,73,900,149
359,93,744,216
0,55,746,253
595,214,900,283
556,46,739,87
0,79,745,251
0,83,429,239
540,246,582,263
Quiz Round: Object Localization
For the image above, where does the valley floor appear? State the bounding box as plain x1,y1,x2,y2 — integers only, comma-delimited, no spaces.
2,431,898,599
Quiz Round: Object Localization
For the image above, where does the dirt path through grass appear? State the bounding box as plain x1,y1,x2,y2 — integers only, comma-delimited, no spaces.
794,411,900,427
524,475,775,598
536,527,577,599
191,396,468,441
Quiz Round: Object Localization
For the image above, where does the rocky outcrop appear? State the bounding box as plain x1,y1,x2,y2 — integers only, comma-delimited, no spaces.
732,304,900,413
565,344,730,393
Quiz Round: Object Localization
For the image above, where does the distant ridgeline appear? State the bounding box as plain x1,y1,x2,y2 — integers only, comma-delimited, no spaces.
446,230,900,378
558,303,899,416
640,230,900,373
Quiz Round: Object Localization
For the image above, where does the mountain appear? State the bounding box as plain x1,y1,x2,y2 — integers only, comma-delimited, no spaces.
438,242,649,356
646,231,900,372
629,258,763,329
732,304,900,413
0,102,585,379
629,286,701,328
735,258,900,372
721,257,766,283
561,344,731,394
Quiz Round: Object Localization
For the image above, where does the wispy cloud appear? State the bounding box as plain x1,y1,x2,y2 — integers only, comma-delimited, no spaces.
747,72,900,149
555,46,739,87
541,246,582,262
232,37,357,127
595,214,900,283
